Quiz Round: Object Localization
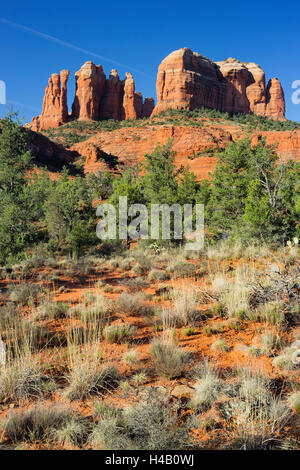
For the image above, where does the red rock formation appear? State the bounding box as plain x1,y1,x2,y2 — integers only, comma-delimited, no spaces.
31,70,70,131
142,97,155,118
245,62,267,115
216,59,250,114
153,48,227,116
266,78,285,120
153,48,286,120
31,62,153,130
121,73,143,120
71,61,105,121
99,69,123,121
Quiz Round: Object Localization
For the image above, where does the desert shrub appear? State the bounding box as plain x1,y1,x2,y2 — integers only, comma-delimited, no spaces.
191,368,223,411
103,323,136,343
0,361,55,401
9,283,42,305
171,287,198,326
121,277,149,293
122,349,139,366
257,301,285,325
167,261,197,278
132,371,147,385
220,281,250,318
212,274,229,295
288,392,300,413
147,269,170,282
260,331,282,355
90,388,193,450
37,301,68,320
65,363,120,400
0,303,19,331
224,371,292,449
4,403,76,443
211,338,230,352
55,419,87,447
150,338,191,379
272,347,297,370
116,293,151,316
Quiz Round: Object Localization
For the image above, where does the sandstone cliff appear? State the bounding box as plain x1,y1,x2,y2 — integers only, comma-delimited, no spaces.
31,70,70,131
31,49,286,131
31,63,154,130
153,48,285,120
71,61,105,121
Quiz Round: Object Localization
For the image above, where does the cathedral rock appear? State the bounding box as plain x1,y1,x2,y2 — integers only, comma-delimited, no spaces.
152,48,285,120
31,49,286,131
31,62,154,131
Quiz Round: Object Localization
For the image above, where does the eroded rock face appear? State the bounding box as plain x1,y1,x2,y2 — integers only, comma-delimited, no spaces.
245,62,267,116
142,97,155,118
153,48,285,120
31,70,70,131
121,72,143,120
99,69,123,121
153,48,227,115
216,58,251,114
31,63,154,130
266,78,285,120
71,61,105,121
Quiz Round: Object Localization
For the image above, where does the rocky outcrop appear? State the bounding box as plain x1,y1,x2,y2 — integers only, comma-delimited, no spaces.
31,70,70,131
31,49,286,131
71,61,105,121
99,69,123,121
142,97,155,118
31,64,154,130
245,62,267,115
216,58,251,114
153,48,285,120
121,73,143,120
266,78,285,120
153,48,227,115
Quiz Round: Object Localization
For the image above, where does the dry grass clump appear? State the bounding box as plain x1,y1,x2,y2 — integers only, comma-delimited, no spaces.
121,277,149,293
150,338,191,379
158,286,198,329
256,301,285,325
90,388,192,450
4,403,77,444
9,283,42,306
37,301,68,320
147,269,170,282
191,368,223,410
171,286,198,326
69,294,112,328
64,363,120,400
260,331,282,355
288,392,300,414
103,323,136,343
224,370,292,449
116,292,151,317
0,361,55,401
167,261,196,278
272,347,298,370
122,349,139,366
211,338,230,352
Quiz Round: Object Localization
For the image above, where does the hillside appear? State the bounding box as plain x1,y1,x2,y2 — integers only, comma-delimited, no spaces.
31,109,300,179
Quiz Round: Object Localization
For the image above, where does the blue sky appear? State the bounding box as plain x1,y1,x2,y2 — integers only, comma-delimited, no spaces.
1,0,300,123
